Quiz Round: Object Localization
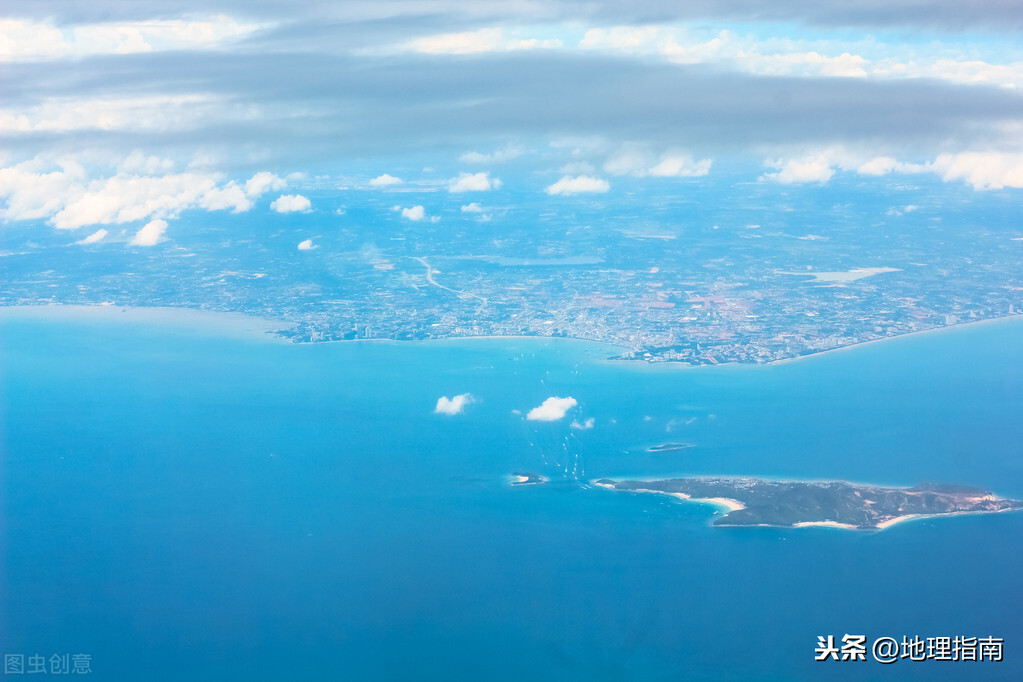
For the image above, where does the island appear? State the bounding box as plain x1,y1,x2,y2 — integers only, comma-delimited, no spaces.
647,443,696,453
509,472,548,486
594,477,1023,529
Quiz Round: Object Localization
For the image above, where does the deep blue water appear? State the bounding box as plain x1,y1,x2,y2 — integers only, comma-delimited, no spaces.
2,309,1022,681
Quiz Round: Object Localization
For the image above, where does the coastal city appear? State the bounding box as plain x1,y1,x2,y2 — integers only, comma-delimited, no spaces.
3,178,1022,364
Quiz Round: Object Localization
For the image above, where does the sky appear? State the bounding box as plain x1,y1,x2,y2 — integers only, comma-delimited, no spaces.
2,0,1023,243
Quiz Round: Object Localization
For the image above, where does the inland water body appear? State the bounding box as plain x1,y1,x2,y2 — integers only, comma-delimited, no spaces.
2,307,1022,681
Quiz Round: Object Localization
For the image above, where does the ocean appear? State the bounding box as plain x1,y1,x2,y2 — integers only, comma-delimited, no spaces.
2,307,1021,681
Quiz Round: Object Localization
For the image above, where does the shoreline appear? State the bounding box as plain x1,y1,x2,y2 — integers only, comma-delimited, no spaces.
0,304,293,340
592,481,746,513
767,313,1023,367
593,478,1023,531
3,304,1022,366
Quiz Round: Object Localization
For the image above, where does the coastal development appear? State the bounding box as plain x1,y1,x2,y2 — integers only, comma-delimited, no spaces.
593,477,1023,529
3,180,1022,365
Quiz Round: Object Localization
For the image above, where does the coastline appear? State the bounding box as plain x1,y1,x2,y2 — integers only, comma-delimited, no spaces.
3,303,1021,367
593,478,1023,531
767,313,1023,368
0,304,293,340
592,481,746,513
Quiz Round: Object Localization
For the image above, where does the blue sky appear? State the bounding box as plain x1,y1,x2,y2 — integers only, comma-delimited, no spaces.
2,1,1022,245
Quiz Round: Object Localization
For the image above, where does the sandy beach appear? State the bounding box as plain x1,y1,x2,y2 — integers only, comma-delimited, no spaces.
793,521,859,530
598,484,746,513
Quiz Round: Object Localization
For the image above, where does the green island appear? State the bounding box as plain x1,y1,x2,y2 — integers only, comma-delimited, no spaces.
594,477,1023,529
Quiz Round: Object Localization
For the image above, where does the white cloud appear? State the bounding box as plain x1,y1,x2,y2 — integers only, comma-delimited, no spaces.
77,228,108,245
570,417,595,430
448,172,501,192
761,148,1023,189
369,173,403,186
527,396,578,421
761,155,836,184
604,146,712,177
0,17,265,63
404,28,560,55
270,194,311,213
545,175,610,195
245,171,286,197
576,24,1023,89
129,218,167,246
0,156,285,229
737,50,869,78
435,393,475,415
648,154,713,177
460,203,484,213
929,152,1023,190
875,57,1023,90
401,205,425,220
580,27,869,79
297,238,317,250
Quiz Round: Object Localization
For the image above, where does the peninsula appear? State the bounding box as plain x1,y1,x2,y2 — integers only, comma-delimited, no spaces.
594,477,1023,529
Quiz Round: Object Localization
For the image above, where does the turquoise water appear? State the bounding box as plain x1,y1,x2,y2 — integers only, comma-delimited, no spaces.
2,310,1022,681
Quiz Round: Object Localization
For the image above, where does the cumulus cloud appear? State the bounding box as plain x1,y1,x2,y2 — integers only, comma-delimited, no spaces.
245,171,286,197
0,158,286,229
545,175,610,195
761,155,836,184
929,151,1023,190
369,173,403,186
570,417,595,430
297,238,317,250
129,218,167,246
400,205,425,220
460,202,484,213
526,396,578,421
448,172,501,192
435,393,475,415
77,228,107,244
270,194,311,213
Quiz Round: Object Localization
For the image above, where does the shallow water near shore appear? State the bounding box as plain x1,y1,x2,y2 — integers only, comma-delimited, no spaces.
2,308,1022,680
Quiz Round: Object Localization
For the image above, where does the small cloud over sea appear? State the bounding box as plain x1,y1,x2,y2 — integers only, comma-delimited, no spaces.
527,396,577,421
435,393,475,415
